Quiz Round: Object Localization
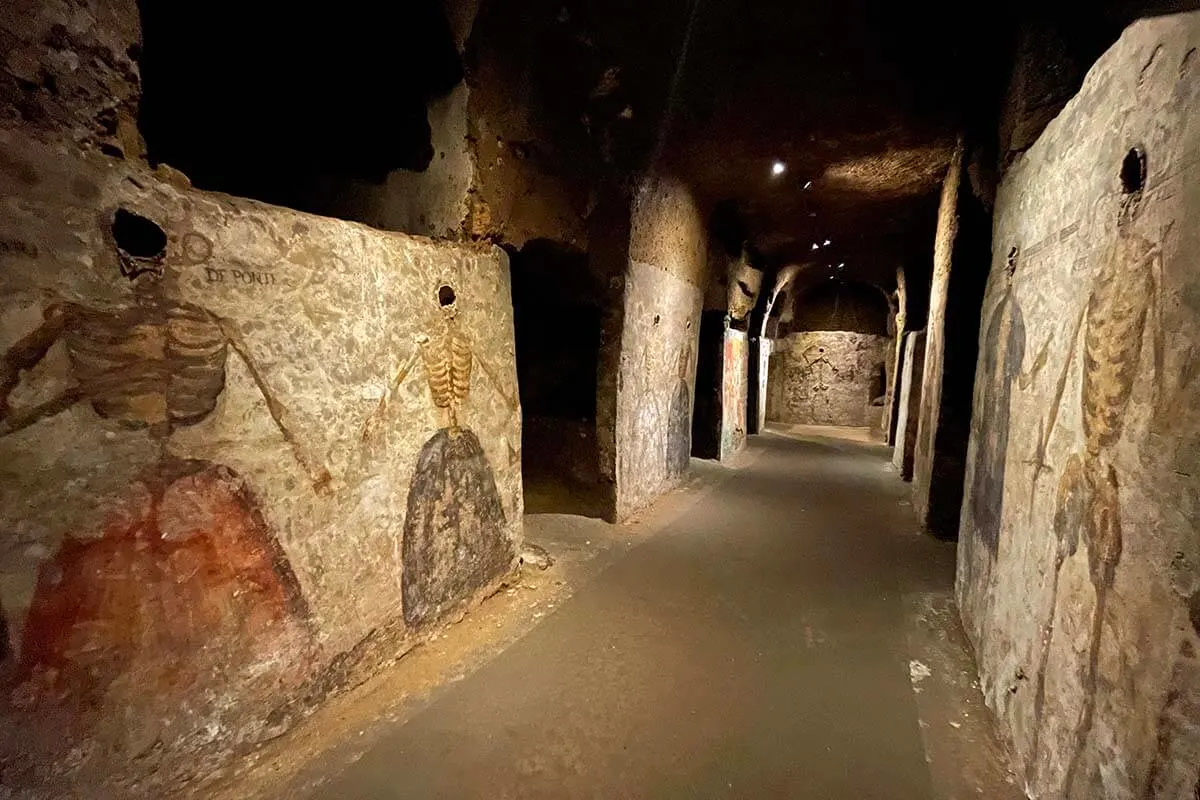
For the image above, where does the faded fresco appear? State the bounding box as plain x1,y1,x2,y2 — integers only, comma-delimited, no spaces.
957,16,1200,800
0,130,521,786
361,283,518,628
0,286,318,749
666,341,694,479
615,258,702,518
609,175,706,521
966,273,1026,558
765,331,889,427
720,328,748,460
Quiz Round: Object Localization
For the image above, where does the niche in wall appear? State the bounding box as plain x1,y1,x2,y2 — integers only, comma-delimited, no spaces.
509,239,605,517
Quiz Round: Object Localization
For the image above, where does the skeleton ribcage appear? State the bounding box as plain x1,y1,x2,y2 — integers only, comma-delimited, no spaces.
64,302,228,428
1081,235,1155,452
420,322,473,410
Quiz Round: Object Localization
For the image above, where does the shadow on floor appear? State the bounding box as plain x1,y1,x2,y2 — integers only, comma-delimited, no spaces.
522,471,608,519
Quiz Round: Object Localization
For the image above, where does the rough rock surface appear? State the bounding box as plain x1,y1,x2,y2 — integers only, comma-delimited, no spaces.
0,129,522,792
892,330,926,480
609,175,706,521
0,0,143,157
912,144,963,531
957,14,1200,799
765,331,889,427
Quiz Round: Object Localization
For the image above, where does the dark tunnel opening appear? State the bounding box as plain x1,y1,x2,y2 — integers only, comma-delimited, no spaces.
509,239,606,518
135,0,463,217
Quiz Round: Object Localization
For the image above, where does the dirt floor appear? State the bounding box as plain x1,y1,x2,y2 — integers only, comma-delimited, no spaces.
194,427,1022,800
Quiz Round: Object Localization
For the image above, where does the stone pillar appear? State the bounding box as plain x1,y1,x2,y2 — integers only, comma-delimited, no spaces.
912,139,989,538
891,330,926,480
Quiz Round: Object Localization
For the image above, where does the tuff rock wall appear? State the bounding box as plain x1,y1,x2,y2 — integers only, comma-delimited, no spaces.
0,2,522,790
891,330,926,481
912,144,963,531
957,14,1200,799
609,175,706,520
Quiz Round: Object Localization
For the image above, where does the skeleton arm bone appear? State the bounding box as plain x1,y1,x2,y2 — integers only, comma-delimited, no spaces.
360,338,425,442
214,316,334,495
0,304,70,416
1027,303,1088,486
474,353,519,415
0,304,81,437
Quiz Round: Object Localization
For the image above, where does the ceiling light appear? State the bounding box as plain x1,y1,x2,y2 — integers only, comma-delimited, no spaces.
811,243,819,251
771,161,787,177
803,181,813,190
824,239,832,246
837,262,845,269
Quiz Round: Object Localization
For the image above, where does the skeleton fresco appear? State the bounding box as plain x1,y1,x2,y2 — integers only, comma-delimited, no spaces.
363,282,518,628
0,211,321,732
1026,152,1165,794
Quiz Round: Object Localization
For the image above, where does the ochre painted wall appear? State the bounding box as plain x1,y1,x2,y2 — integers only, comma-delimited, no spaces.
720,328,749,460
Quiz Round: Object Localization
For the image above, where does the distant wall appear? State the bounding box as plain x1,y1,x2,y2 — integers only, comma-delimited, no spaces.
0,131,522,790
765,332,889,427
958,14,1200,799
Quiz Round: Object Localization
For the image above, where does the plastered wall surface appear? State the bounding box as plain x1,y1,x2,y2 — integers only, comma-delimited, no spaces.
892,330,926,480
765,331,889,427
612,175,705,520
720,328,749,460
957,14,1200,799
0,131,522,788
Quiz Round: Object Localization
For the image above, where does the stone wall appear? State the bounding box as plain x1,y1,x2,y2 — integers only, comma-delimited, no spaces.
891,330,926,480
958,14,1200,799
0,131,522,790
912,144,962,528
720,328,749,460
0,0,143,157
611,175,705,520
765,331,890,427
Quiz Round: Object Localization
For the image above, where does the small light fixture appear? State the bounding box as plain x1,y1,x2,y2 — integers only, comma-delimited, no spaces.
811,243,820,251
803,180,813,190
823,239,832,246
837,262,845,269
771,161,787,177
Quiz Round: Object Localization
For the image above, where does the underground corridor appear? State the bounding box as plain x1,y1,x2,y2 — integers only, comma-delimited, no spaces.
1,1,1200,799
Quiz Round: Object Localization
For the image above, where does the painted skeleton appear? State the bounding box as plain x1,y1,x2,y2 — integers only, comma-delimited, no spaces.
0,274,331,493
1027,184,1165,794
364,284,517,437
